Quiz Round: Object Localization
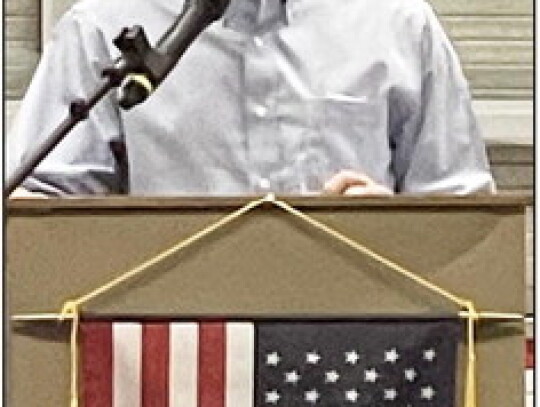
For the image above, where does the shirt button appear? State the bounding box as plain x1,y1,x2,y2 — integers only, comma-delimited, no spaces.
254,105,268,118
253,36,264,47
259,178,271,191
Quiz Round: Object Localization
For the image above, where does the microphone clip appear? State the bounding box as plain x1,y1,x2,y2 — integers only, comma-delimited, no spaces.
103,26,166,109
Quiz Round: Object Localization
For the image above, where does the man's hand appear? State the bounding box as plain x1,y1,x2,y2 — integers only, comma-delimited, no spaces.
323,170,393,196
9,187,48,199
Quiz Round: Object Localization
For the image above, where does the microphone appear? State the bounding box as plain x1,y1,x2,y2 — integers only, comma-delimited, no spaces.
117,0,231,109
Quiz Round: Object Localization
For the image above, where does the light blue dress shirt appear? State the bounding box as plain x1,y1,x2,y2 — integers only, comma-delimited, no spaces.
7,0,495,195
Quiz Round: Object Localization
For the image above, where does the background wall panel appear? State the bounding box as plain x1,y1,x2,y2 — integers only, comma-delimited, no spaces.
430,0,531,16
5,0,40,100
442,16,533,40
435,0,533,101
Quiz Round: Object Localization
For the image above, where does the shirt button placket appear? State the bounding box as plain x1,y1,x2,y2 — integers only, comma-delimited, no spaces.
244,33,281,192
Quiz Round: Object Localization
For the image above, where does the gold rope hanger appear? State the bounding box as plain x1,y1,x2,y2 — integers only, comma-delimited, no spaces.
11,194,525,407
12,193,522,321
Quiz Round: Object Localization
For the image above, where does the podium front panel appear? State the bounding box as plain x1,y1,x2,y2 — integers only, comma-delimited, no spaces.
7,196,529,407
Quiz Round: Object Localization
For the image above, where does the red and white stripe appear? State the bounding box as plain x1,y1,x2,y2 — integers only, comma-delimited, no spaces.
81,321,255,407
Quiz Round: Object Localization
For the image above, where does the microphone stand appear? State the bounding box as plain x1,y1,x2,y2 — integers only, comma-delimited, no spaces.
5,26,163,196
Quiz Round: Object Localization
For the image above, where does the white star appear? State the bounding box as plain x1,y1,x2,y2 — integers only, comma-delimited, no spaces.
421,386,436,400
384,388,398,401
325,370,340,383
265,389,281,404
306,351,321,365
304,389,320,404
404,368,417,382
266,352,281,366
385,348,400,363
345,389,359,402
364,368,379,383
423,348,436,362
285,370,301,384
345,350,360,365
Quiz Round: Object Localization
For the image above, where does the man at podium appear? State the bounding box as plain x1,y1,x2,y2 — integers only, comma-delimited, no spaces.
7,0,495,197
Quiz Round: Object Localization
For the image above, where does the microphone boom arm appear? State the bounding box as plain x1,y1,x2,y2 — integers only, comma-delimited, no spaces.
5,0,230,196
117,0,231,109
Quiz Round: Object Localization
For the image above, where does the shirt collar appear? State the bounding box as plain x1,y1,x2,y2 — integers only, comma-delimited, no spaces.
223,0,288,34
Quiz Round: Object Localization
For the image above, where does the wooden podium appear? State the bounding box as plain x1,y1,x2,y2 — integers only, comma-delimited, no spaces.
6,195,530,406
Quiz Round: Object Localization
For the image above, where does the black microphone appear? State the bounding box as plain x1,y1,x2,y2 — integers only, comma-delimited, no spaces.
118,0,231,109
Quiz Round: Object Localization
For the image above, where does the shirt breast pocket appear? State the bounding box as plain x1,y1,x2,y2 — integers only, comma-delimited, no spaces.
320,94,379,133
317,95,383,159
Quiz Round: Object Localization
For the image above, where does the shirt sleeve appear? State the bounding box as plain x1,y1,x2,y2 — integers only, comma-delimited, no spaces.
391,2,496,194
6,8,127,195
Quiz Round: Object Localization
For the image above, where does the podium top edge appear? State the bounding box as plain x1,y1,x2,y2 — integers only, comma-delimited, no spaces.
6,193,533,213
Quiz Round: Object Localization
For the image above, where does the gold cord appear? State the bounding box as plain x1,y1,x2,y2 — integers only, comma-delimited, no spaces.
60,301,80,407
464,301,480,407
71,196,268,308
272,198,468,306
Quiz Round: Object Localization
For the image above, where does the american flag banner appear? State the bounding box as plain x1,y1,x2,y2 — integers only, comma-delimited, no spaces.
80,319,463,407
